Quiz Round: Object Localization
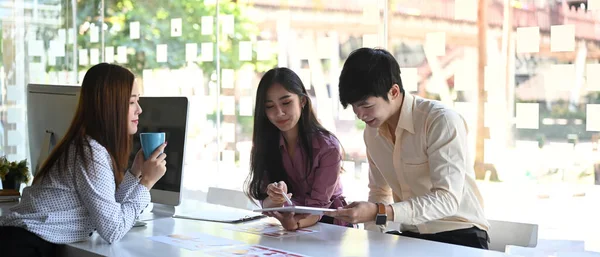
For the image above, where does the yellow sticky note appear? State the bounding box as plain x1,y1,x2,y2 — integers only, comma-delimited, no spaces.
362,34,378,48
204,0,217,5
221,95,235,115
90,24,99,43
551,25,575,52
239,41,252,61
221,69,235,89
587,64,600,91
222,122,236,143
89,48,100,65
201,42,214,62
156,44,168,63
516,27,540,53
455,0,477,21
484,103,502,128
185,43,198,62
117,46,128,63
516,103,539,129
317,36,332,59
425,32,446,56
239,96,254,116
220,15,234,35
201,16,214,35
485,65,502,91
587,104,600,131
547,64,576,91
590,0,600,10
130,21,140,39
256,40,271,61
402,68,418,92
171,18,182,37
105,46,115,63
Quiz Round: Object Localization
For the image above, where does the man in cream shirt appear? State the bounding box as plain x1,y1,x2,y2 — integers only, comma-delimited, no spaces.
326,48,490,249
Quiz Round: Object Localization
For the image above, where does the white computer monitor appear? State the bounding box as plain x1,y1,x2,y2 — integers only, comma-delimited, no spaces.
27,84,80,176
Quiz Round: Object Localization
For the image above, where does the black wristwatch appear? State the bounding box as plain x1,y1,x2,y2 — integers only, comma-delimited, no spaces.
375,203,387,225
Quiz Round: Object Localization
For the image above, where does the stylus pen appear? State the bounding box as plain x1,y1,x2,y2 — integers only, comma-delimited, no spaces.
274,182,294,206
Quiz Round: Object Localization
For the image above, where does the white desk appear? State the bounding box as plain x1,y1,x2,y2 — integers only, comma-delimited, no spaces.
2,202,513,257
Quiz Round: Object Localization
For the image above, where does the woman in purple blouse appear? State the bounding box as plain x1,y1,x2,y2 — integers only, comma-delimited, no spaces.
245,67,351,231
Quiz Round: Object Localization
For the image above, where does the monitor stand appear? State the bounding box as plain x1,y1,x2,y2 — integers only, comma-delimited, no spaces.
134,203,176,228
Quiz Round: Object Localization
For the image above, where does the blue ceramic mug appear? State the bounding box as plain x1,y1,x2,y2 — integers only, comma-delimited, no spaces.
140,132,166,160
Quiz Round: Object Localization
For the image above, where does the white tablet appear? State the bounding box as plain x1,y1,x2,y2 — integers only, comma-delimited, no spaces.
253,206,336,215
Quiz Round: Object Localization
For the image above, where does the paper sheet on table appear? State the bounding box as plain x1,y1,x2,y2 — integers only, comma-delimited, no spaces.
148,233,244,251
206,245,309,257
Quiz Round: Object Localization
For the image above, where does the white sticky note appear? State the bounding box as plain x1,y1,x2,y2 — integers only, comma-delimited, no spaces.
547,64,576,91
425,32,446,56
67,29,75,43
222,122,236,143
221,95,235,115
237,69,253,89
516,103,539,129
453,102,477,127
130,21,140,39
221,150,235,163
551,25,575,52
201,42,214,62
49,40,65,57
7,108,23,123
362,34,378,48
105,46,115,63
362,5,379,24
78,71,86,83
7,131,22,146
298,68,311,90
221,69,235,89
516,27,540,53
28,40,44,56
454,62,476,91
590,0,600,10
485,65,502,91
204,0,217,5
48,56,57,66
89,48,100,65
239,96,254,116
156,44,168,63
201,16,214,35
402,68,418,92
587,64,600,91
239,41,252,61
484,103,502,128
117,46,127,63
256,40,271,61
6,86,22,102
171,18,182,37
90,25,99,43
587,104,600,131
455,0,477,21
58,29,67,42
220,15,234,35
29,63,45,83
185,43,198,62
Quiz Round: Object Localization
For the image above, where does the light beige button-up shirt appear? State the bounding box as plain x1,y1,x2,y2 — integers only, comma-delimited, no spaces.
364,93,489,234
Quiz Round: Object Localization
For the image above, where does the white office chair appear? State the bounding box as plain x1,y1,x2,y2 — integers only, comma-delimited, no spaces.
206,187,258,211
487,219,538,252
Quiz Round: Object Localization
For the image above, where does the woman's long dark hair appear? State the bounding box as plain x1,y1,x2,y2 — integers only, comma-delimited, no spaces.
245,67,341,201
33,63,134,186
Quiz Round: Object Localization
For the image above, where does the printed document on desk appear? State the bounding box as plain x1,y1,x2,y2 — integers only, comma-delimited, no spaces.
254,206,335,215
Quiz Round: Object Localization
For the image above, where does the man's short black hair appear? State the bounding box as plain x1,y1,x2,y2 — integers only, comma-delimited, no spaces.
338,48,404,108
